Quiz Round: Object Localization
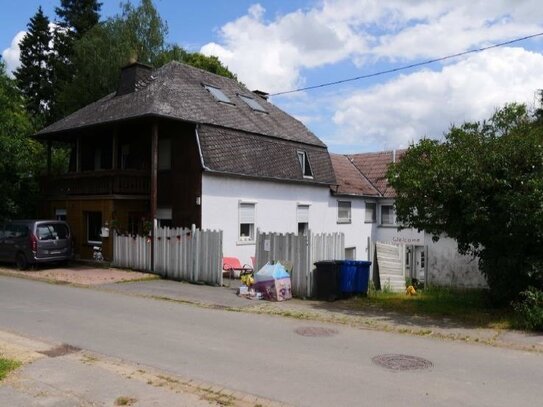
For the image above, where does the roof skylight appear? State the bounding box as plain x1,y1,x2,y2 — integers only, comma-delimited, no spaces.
203,84,232,104
239,94,267,112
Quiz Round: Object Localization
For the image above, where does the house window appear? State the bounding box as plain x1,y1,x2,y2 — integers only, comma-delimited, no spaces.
158,138,171,170
156,207,172,228
238,94,267,112
86,212,102,244
55,209,67,221
365,202,376,223
380,204,396,225
203,84,232,104
120,144,130,169
345,247,356,260
297,151,313,178
337,201,351,224
94,148,102,170
239,203,255,242
297,204,309,236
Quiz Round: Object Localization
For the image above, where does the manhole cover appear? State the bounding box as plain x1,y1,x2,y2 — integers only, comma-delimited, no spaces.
39,344,81,358
372,354,433,371
295,327,339,337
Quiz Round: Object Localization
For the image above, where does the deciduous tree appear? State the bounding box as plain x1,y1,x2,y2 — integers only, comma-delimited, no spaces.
388,104,543,302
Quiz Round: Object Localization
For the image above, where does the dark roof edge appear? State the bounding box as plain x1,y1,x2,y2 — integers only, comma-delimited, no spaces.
202,168,334,187
35,113,328,150
330,190,382,198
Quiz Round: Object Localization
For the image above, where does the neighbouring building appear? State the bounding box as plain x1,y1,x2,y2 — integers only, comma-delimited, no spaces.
330,150,486,288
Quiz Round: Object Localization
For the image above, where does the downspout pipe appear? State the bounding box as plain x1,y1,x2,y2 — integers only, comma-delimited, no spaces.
195,124,212,171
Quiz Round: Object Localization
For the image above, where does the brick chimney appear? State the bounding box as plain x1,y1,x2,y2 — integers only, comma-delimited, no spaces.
116,62,153,96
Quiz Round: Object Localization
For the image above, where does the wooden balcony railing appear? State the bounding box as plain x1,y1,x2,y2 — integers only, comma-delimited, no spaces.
41,170,150,197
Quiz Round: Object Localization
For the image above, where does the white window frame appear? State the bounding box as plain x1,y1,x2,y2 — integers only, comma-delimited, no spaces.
337,201,351,224
86,211,102,245
345,247,356,260
238,201,256,244
365,202,376,223
156,207,172,228
55,209,67,221
297,150,313,179
296,204,310,236
380,203,396,226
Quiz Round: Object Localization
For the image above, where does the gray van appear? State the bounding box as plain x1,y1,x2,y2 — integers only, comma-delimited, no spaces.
0,220,73,270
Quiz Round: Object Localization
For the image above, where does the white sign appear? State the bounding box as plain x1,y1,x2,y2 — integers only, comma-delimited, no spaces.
264,239,271,252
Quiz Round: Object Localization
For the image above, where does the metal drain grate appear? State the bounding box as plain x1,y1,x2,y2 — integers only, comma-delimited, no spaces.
372,354,433,371
295,327,339,337
39,344,81,358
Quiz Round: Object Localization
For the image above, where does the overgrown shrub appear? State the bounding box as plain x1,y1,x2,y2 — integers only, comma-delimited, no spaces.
512,287,543,331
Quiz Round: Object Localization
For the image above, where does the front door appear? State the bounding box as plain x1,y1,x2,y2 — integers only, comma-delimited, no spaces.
414,246,426,282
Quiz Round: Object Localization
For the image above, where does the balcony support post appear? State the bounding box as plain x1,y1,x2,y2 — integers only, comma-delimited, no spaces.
46,139,52,175
150,122,158,272
112,128,118,170
76,135,81,173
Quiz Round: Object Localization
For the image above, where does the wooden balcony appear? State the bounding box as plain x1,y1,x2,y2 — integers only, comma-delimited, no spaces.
41,170,150,197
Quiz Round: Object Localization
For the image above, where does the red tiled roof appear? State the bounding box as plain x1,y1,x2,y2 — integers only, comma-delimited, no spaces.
329,153,380,196
347,150,406,198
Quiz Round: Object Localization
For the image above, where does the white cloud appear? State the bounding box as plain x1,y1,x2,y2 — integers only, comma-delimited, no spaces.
332,47,543,150
200,1,543,93
200,3,368,92
2,31,26,76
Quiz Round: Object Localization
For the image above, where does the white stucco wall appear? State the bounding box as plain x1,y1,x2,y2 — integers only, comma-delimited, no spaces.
426,236,487,288
201,174,372,265
201,174,486,288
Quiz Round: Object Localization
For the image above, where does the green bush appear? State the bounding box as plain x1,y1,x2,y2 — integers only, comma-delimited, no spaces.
512,287,543,331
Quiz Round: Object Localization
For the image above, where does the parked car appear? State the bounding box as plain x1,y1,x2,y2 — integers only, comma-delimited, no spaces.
0,220,73,270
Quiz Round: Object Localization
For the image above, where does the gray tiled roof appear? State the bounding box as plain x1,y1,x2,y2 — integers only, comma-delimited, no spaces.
37,61,326,147
198,125,336,185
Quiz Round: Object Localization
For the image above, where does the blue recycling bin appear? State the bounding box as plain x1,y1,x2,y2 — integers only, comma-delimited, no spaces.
339,260,372,295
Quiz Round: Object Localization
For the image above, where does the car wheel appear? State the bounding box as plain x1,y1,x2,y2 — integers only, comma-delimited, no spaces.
16,253,29,270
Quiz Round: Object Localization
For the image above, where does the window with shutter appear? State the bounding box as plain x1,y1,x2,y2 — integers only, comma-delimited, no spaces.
297,204,309,235
239,203,256,242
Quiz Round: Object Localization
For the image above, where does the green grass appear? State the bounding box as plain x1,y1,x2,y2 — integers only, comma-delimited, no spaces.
352,286,513,329
0,357,21,381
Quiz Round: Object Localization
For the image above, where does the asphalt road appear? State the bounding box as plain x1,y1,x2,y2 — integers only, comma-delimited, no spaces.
1,275,542,406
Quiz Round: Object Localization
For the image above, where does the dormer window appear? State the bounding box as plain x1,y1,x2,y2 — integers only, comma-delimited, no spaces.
297,151,313,178
203,84,232,104
239,94,267,112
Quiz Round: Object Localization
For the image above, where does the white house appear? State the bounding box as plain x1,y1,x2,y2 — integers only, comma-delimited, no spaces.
36,61,486,288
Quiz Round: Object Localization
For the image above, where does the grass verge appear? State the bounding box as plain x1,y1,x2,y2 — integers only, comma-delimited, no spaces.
352,286,513,329
0,357,21,381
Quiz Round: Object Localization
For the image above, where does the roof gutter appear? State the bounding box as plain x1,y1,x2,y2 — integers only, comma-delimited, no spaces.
194,124,211,171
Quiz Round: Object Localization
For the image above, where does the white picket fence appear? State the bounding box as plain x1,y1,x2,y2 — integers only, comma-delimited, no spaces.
112,226,223,286
255,231,344,298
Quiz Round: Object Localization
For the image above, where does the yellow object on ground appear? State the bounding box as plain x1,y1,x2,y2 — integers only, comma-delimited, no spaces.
406,285,417,296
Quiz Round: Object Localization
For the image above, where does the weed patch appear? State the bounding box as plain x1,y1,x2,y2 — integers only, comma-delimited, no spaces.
354,286,513,328
0,357,21,381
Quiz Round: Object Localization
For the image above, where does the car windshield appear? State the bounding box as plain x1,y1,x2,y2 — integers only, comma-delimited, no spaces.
37,224,69,240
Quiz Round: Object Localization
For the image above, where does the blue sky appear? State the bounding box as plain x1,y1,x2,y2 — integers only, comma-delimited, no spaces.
2,0,543,153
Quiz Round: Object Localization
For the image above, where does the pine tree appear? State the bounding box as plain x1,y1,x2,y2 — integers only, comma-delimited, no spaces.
55,0,102,38
50,0,102,122
14,7,53,126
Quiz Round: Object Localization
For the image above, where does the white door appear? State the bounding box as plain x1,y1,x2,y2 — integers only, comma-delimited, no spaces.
414,246,426,282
